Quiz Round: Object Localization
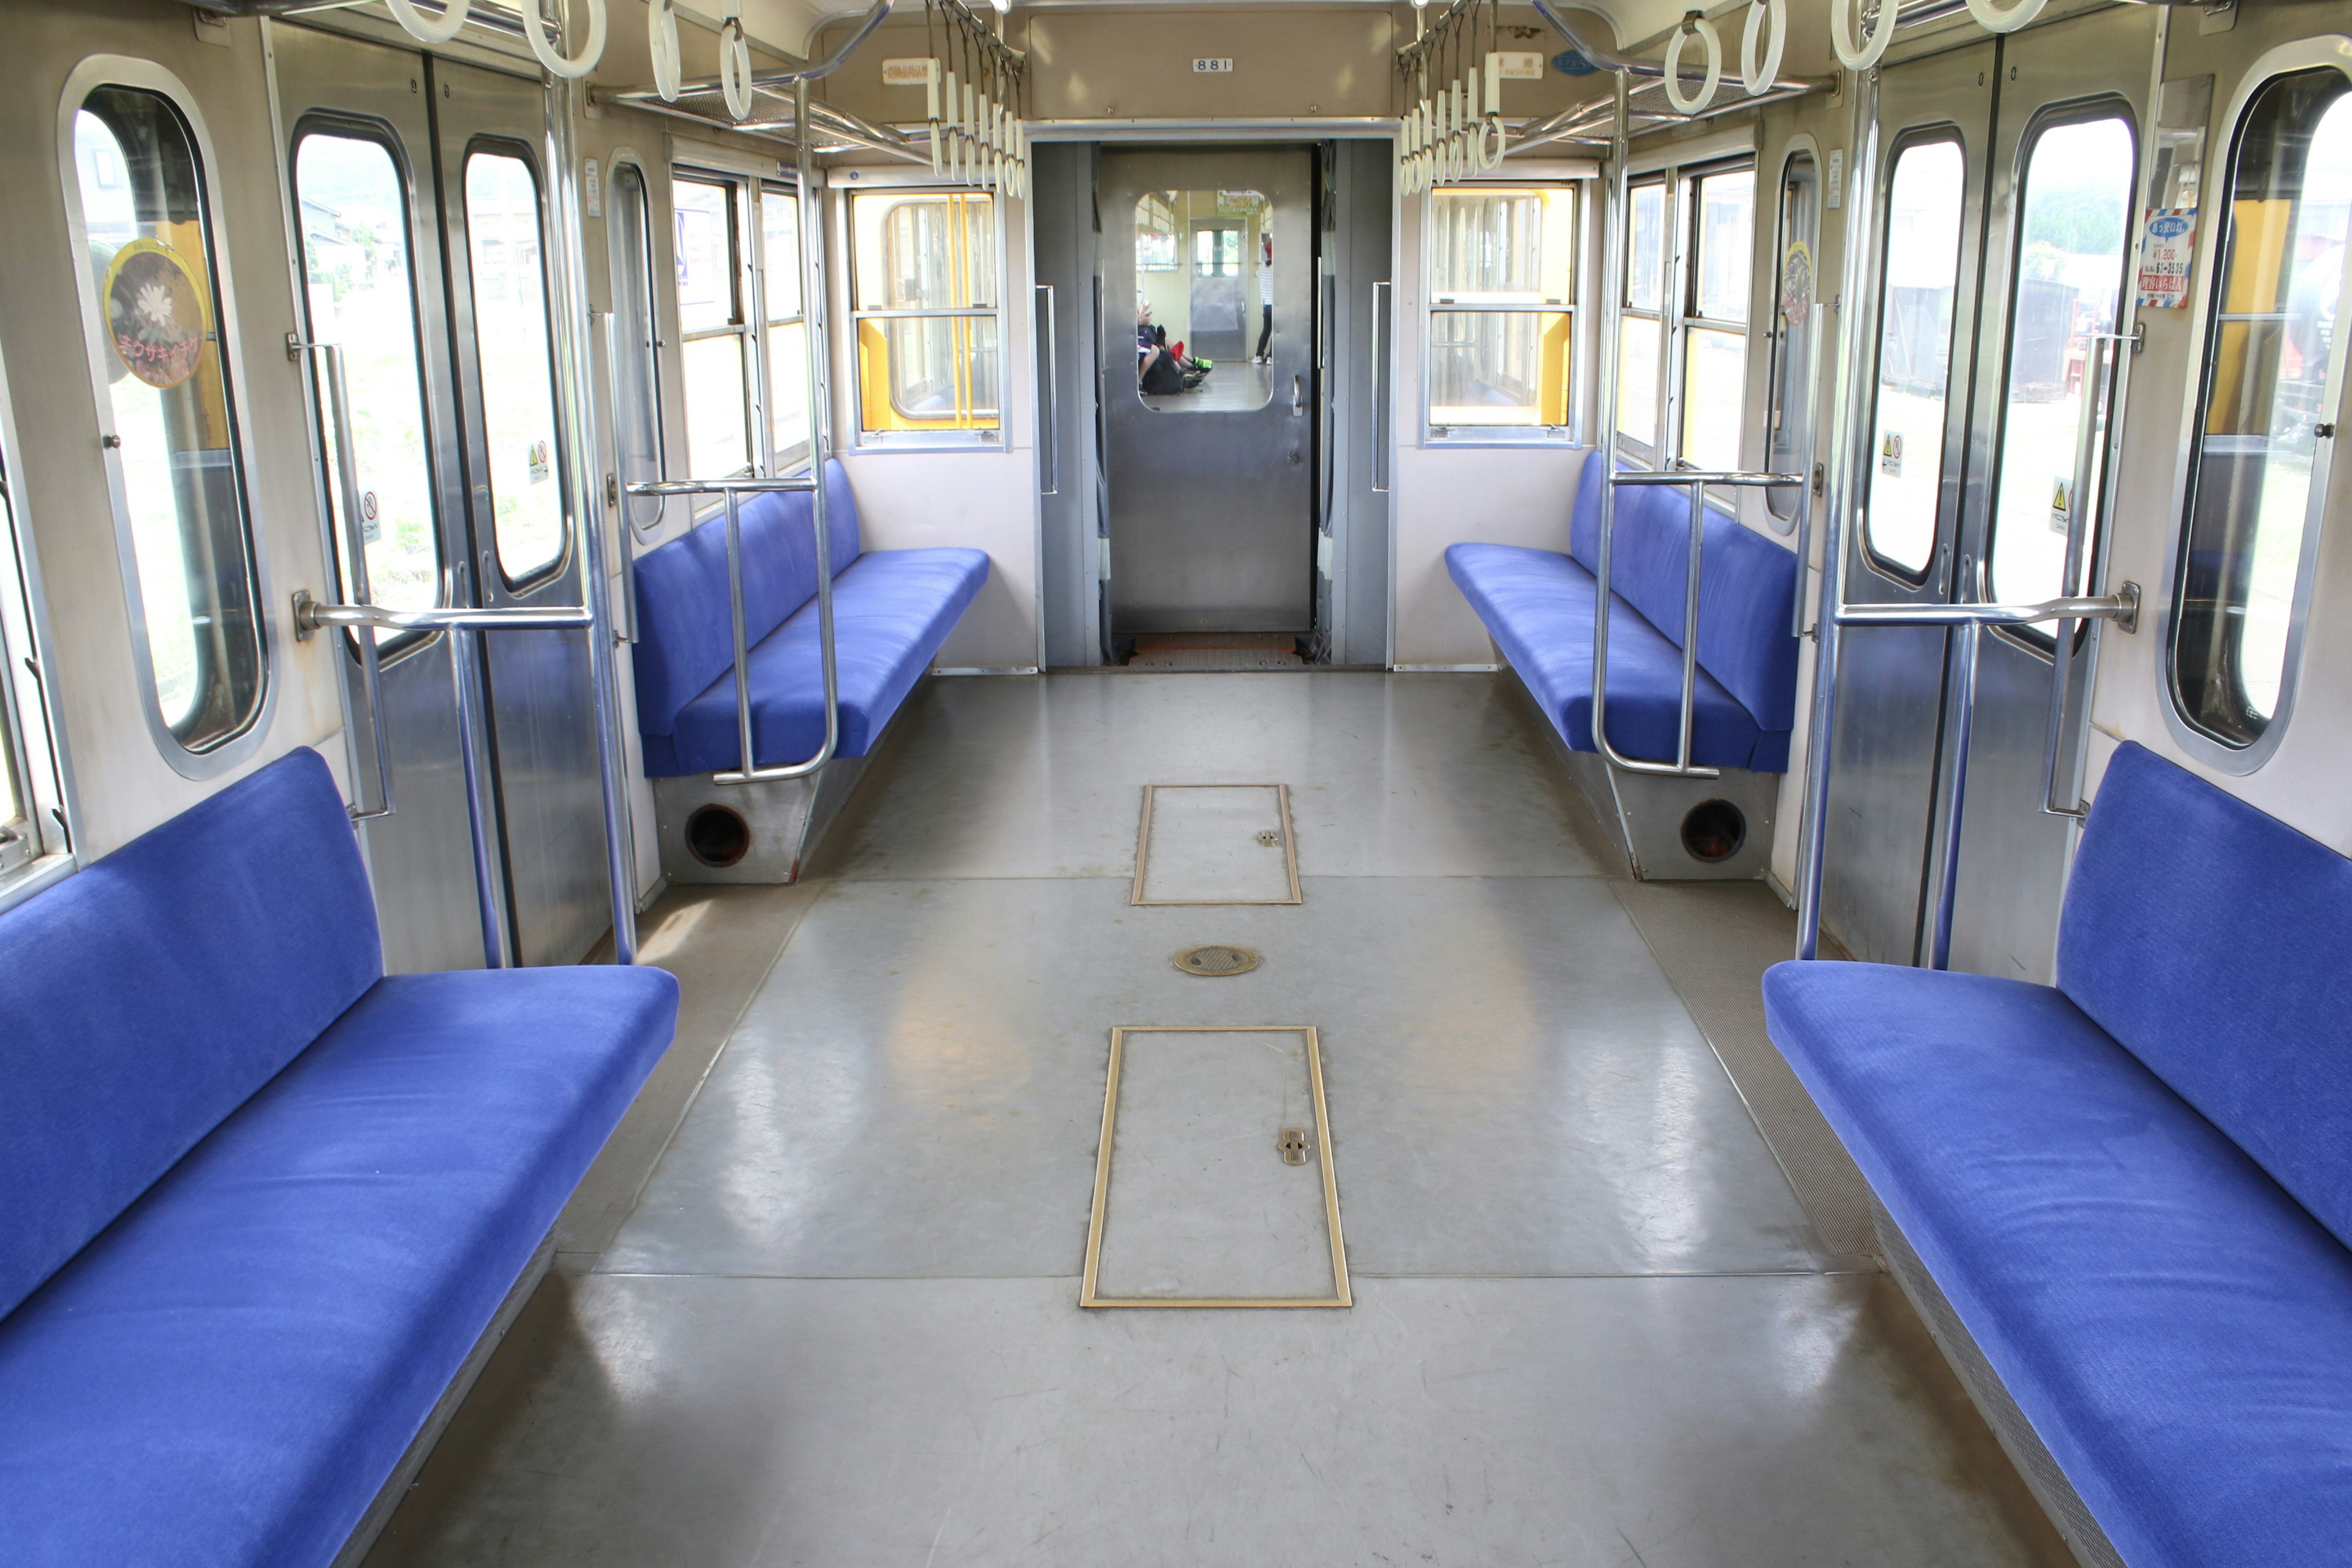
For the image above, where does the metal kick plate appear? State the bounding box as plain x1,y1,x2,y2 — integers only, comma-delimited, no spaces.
1131,784,1303,906
1082,1027,1349,1310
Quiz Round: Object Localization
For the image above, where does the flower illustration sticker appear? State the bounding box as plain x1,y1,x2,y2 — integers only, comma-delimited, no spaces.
103,239,206,391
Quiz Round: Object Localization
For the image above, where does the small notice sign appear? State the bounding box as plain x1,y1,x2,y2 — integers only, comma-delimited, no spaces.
882,58,937,88
1493,51,1546,80
2139,208,2197,309
1193,58,1234,74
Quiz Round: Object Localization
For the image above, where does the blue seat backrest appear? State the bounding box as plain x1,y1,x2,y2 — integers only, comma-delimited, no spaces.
0,748,382,1319
1564,449,1800,732
631,458,863,739
2060,741,2352,1248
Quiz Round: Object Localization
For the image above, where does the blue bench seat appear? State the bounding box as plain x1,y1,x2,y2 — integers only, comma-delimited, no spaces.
633,459,988,777
1764,743,2352,1567
1446,448,1799,773
0,750,680,1567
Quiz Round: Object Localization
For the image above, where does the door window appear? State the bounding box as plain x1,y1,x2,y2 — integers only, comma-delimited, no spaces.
1865,137,1968,580
293,129,440,614
1987,115,2135,617
1765,153,1819,524
608,159,665,533
2171,69,2352,746
462,148,565,585
1427,184,1577,434
1129,188,1272,413
851,190,1001,435
71,85,265,754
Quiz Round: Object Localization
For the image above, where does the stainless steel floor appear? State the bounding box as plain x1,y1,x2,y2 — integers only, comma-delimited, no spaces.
368,673,2071,1568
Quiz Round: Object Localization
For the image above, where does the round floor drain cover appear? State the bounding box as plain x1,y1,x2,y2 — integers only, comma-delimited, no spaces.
1173,944,1261,978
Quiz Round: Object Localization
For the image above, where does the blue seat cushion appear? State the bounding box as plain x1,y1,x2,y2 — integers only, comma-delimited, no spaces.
1446,541,1770,771
1763,960,2352,1568
2059,742,2352,1250
660,545,989,777
0,963,680,1568
631,459,865,745
0,748,380,1320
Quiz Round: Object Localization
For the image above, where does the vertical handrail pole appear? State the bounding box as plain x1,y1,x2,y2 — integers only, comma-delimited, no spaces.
2042,331,2113,820
1678,474,1703,772
1795,60,1881,960
1036,283,1059,495
548,74,639,963
1928,620,1982,971
797,76,842,767
448,622,510,970
1591,69,1629,767
724,486,756,772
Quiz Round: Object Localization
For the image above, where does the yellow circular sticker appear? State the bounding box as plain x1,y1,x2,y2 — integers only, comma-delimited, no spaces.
102,239,208,391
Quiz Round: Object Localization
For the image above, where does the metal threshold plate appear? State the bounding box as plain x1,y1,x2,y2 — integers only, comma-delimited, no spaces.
1131,784,1302,906
1082,1027,1349,1310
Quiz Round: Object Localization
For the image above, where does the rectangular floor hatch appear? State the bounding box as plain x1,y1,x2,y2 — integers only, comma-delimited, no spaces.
1131,785,1302,905
1082,1027,1349,1308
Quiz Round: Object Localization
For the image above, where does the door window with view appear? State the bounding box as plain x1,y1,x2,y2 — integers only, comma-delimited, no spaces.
1131,188,1274,413
1866,138,1967,579
462,148,565,585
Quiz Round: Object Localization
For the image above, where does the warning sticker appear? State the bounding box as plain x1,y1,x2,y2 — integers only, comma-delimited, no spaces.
2138,208,2196,309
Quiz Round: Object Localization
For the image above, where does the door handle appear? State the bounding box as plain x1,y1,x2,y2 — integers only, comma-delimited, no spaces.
1371,280,1391,494
1291,374,1304,417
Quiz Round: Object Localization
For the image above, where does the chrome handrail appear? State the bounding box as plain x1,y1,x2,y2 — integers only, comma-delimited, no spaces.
287,339,391,823
1592,464,1804,780
627,475,839,786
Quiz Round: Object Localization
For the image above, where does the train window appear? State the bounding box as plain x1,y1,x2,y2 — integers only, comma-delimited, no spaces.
1130,188,1274,413
1864,137,1967,581
70,85,265,755
462,149,565,585
1427,185,1577,437
292,129,440,614
1765,153,1819,526
1679,163,1755,472
673,172,753,478
761,183,810,466
850,190,1001,440
608,159,665,533
1618,178,1667,454
1987,114,2135,624
2171,69,2351,749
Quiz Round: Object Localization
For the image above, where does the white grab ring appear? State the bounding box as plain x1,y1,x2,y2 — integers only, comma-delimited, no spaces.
1832,0,1894,70
718,17,754,122
1741,0,1785,96
1662,15,1722,116
1479,114,1507,171
1962,0,2047,32
650,0,683,101
522,0,606,81
384,0,469,45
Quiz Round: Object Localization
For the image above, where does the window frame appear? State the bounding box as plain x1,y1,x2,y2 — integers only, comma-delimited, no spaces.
56,56,276,778
2158,42,2352,773
1421,179,1586,447
1670,157,1758,494
606,153,669,538
670,165,761,483
756,178,812,473
1616,173,1672,462
289,111,448,655
1981,98,2139,654
846,184,1005,451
